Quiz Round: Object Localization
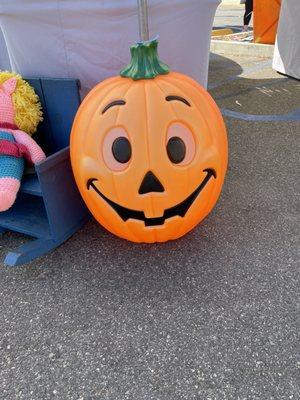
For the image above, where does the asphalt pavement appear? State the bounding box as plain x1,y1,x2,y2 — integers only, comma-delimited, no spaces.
0,23,299,400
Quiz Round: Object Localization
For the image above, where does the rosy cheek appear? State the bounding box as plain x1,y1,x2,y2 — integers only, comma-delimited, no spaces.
167,123,196,165
102,127,130,171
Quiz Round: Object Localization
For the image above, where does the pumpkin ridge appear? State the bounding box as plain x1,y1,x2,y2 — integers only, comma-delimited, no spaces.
111,83,140,241
154,78,194,236
143,81,156,237
79,78,127,113
162,75,217,142
167,74,228,159
98,81,131,118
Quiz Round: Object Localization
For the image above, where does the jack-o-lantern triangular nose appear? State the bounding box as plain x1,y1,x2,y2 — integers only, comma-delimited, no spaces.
139,171,165,195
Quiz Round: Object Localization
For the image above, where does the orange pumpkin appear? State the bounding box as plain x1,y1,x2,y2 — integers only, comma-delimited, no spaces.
70,39,227,243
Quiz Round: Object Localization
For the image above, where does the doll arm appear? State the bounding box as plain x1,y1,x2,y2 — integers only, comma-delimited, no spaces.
12,130,46,164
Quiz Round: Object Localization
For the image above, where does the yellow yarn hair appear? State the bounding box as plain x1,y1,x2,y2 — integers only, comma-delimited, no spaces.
0,71,43,136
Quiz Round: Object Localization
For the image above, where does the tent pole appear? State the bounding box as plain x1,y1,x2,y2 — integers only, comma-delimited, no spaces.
137,0,150,42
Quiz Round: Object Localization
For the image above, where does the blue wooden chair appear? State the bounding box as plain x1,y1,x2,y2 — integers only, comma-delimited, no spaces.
0,78,90,266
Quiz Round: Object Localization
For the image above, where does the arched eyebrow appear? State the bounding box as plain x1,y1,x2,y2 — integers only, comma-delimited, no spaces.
166,95,191,107
102,100,126,114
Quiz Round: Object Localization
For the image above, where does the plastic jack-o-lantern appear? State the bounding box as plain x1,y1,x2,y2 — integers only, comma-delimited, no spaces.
71,39,228,243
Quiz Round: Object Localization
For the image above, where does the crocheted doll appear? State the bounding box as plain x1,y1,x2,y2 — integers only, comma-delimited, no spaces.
0,72,45,211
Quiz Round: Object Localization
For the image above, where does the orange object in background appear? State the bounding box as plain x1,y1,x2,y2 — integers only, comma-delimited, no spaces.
254,0,281,44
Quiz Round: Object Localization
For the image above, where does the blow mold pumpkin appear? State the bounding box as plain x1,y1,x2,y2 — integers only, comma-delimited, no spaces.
70,39,227,242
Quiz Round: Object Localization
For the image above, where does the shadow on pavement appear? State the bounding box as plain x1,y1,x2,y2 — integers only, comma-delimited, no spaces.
208,52,300,121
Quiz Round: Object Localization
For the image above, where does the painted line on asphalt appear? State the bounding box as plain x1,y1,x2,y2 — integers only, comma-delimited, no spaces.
221,108,300,121
214,77,288,101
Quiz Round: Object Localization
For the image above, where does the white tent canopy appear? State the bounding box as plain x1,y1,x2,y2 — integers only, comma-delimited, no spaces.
273,0,300,80
0,28,10,70
0,0,220,95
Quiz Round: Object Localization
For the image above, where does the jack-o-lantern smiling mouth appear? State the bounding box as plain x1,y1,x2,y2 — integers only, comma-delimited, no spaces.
87,168,216,227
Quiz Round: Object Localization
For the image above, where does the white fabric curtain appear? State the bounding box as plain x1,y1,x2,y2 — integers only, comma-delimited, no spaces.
273,0,300,79
0,27,10,70
0,0,220,95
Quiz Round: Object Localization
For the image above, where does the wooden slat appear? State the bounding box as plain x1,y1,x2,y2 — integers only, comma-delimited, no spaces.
0,194,50,238
25,78,53,156
21,174,43,196
40,78,81,153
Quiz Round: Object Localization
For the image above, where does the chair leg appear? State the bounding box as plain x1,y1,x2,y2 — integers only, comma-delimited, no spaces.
4,238,60,266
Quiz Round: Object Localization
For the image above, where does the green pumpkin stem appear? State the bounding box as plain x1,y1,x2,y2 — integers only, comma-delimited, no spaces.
120,38,170,80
